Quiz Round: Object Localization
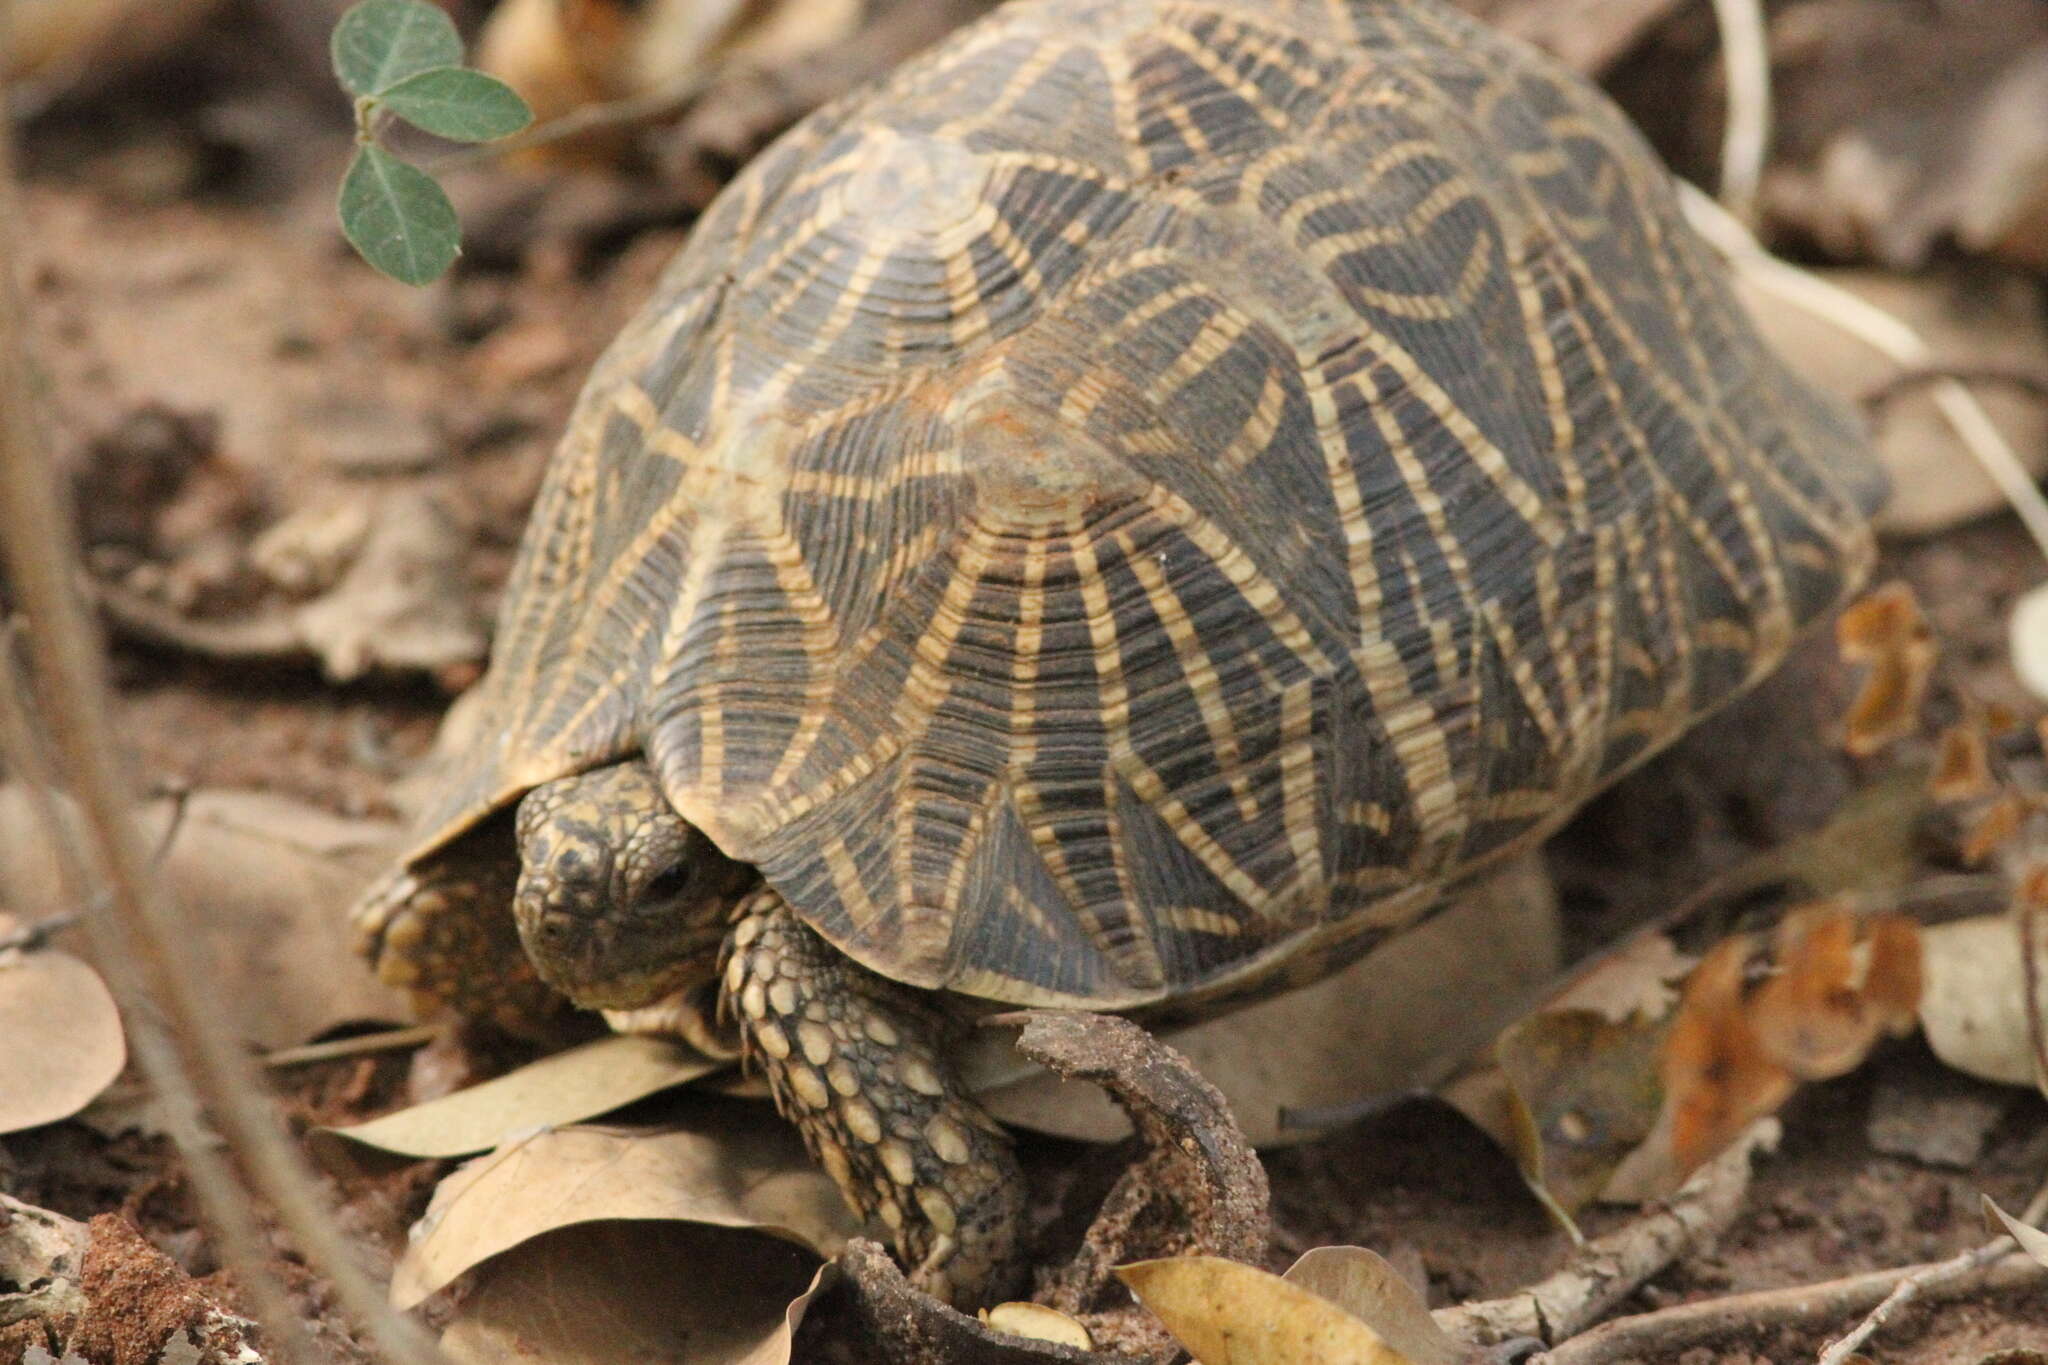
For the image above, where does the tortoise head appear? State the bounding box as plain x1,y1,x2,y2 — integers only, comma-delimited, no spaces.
512,759,751,1010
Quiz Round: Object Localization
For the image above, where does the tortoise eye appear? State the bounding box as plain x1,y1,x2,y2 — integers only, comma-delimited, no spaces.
642,862,695,903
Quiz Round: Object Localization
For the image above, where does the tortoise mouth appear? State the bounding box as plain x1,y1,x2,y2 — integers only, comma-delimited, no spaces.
523,918,727,1012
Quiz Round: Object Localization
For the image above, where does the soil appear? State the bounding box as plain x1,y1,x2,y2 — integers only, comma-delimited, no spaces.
2,3,2045,1363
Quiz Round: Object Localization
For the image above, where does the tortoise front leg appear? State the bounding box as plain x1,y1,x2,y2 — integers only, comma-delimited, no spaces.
722,887,1025,1308
352,845,569,1037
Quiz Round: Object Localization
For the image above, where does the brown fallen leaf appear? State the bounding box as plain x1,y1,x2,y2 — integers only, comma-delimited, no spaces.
438,1221,829,1365
1117,1256,1424,1365
391,1095,857,1309
1984,1196,2048,1267
1747,906,1923,1082
1733,267,2048,537
0,918,126,1135
1280,1247,1460,1365
1837,583,1936,758
476,0,866,164
1919,915,2045,1089
318,1033,722,1161
0,785,408,1048
1441,933,1690,1223
967,853,1560,1147
1931,724,1996,804
102,488,488,686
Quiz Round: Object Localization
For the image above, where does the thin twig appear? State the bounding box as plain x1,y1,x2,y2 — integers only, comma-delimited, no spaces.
1436,1121,1776,1347
1815,1177,2048,1364
2021,902,2048,1093
263,1024,441,1070
0,102,444,1365
1864,363,2048,413
1708,0,1771,224
1537,1251,2043,1365
1680,182,2048,569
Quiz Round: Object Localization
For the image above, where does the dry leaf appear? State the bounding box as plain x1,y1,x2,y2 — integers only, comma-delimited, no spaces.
980,1303,1093,1351
438,1221,829,1365
1548,934,1695,1025
320,1033,722,1161
1961,793,2028,866
1748,908,1914,1081
1735,268,2048,537
476,0,864,161
391,1095,857,1309
0,928,127,1134
1280,1247,1459,1365
1837,583,1936,758
1659,939,1798,1186
0,1193,89,1326
1118,1256,1423,1365
1931,724,1995,803
1919,915,2045,1088
967,853,1560,1146
1984,1196,2048,1267
0,785,408,1047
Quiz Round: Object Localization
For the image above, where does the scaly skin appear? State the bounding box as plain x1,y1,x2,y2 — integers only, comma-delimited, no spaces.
362,757,1026,1306
722,886,1026,1306
351,838,567,1035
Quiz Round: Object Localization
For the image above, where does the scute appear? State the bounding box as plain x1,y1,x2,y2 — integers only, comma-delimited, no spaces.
405,0,1884,1014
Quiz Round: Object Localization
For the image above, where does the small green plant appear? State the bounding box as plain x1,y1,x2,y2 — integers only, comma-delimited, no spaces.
331,0,533,285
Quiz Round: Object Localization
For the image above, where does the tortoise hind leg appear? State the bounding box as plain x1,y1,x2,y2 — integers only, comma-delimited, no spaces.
723,887,1025,1308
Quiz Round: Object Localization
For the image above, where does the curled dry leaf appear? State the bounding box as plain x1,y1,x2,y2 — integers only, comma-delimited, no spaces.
1658,907,1922,1183
1919,914,2046,1089
835,1240,1110,1365
1440,932,1689,1221
1009,1010,1268,1337
1931,723,1996,804
1117,1256,1425,1365
0,785,408,1048
1746,906,1923,1082
318,1033,722,1160
1280,1246,1459,1365
0,918,126,1135
1984,1196,2048,1268
390,1095,857,1309
438,1221,829,1365
967,852,1560,1146
1836,583,1936,758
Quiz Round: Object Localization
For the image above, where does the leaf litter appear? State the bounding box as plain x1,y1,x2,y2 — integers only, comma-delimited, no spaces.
12,1,2048,1361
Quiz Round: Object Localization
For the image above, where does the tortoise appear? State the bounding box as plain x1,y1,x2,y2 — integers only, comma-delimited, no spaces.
353,0,1888,1308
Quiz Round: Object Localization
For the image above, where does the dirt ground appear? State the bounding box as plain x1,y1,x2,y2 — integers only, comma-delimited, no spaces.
3,1,2046,1362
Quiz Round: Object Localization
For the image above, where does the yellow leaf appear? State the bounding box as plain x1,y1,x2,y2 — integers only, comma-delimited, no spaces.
1119,1256,1423,1365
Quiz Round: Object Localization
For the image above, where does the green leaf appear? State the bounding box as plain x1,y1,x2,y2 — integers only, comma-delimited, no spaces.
378,67,532,142
338,143,460,285
331,0,463,98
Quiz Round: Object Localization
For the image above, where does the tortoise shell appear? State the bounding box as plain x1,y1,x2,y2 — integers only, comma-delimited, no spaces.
405,0,1884,1012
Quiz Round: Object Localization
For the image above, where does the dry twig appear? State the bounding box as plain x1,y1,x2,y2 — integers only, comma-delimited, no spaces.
1813,1177,2048,1364
0,98,442,1365
1436,1120,1777,1347
1708,0,1771,223
1680,182,2048,567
